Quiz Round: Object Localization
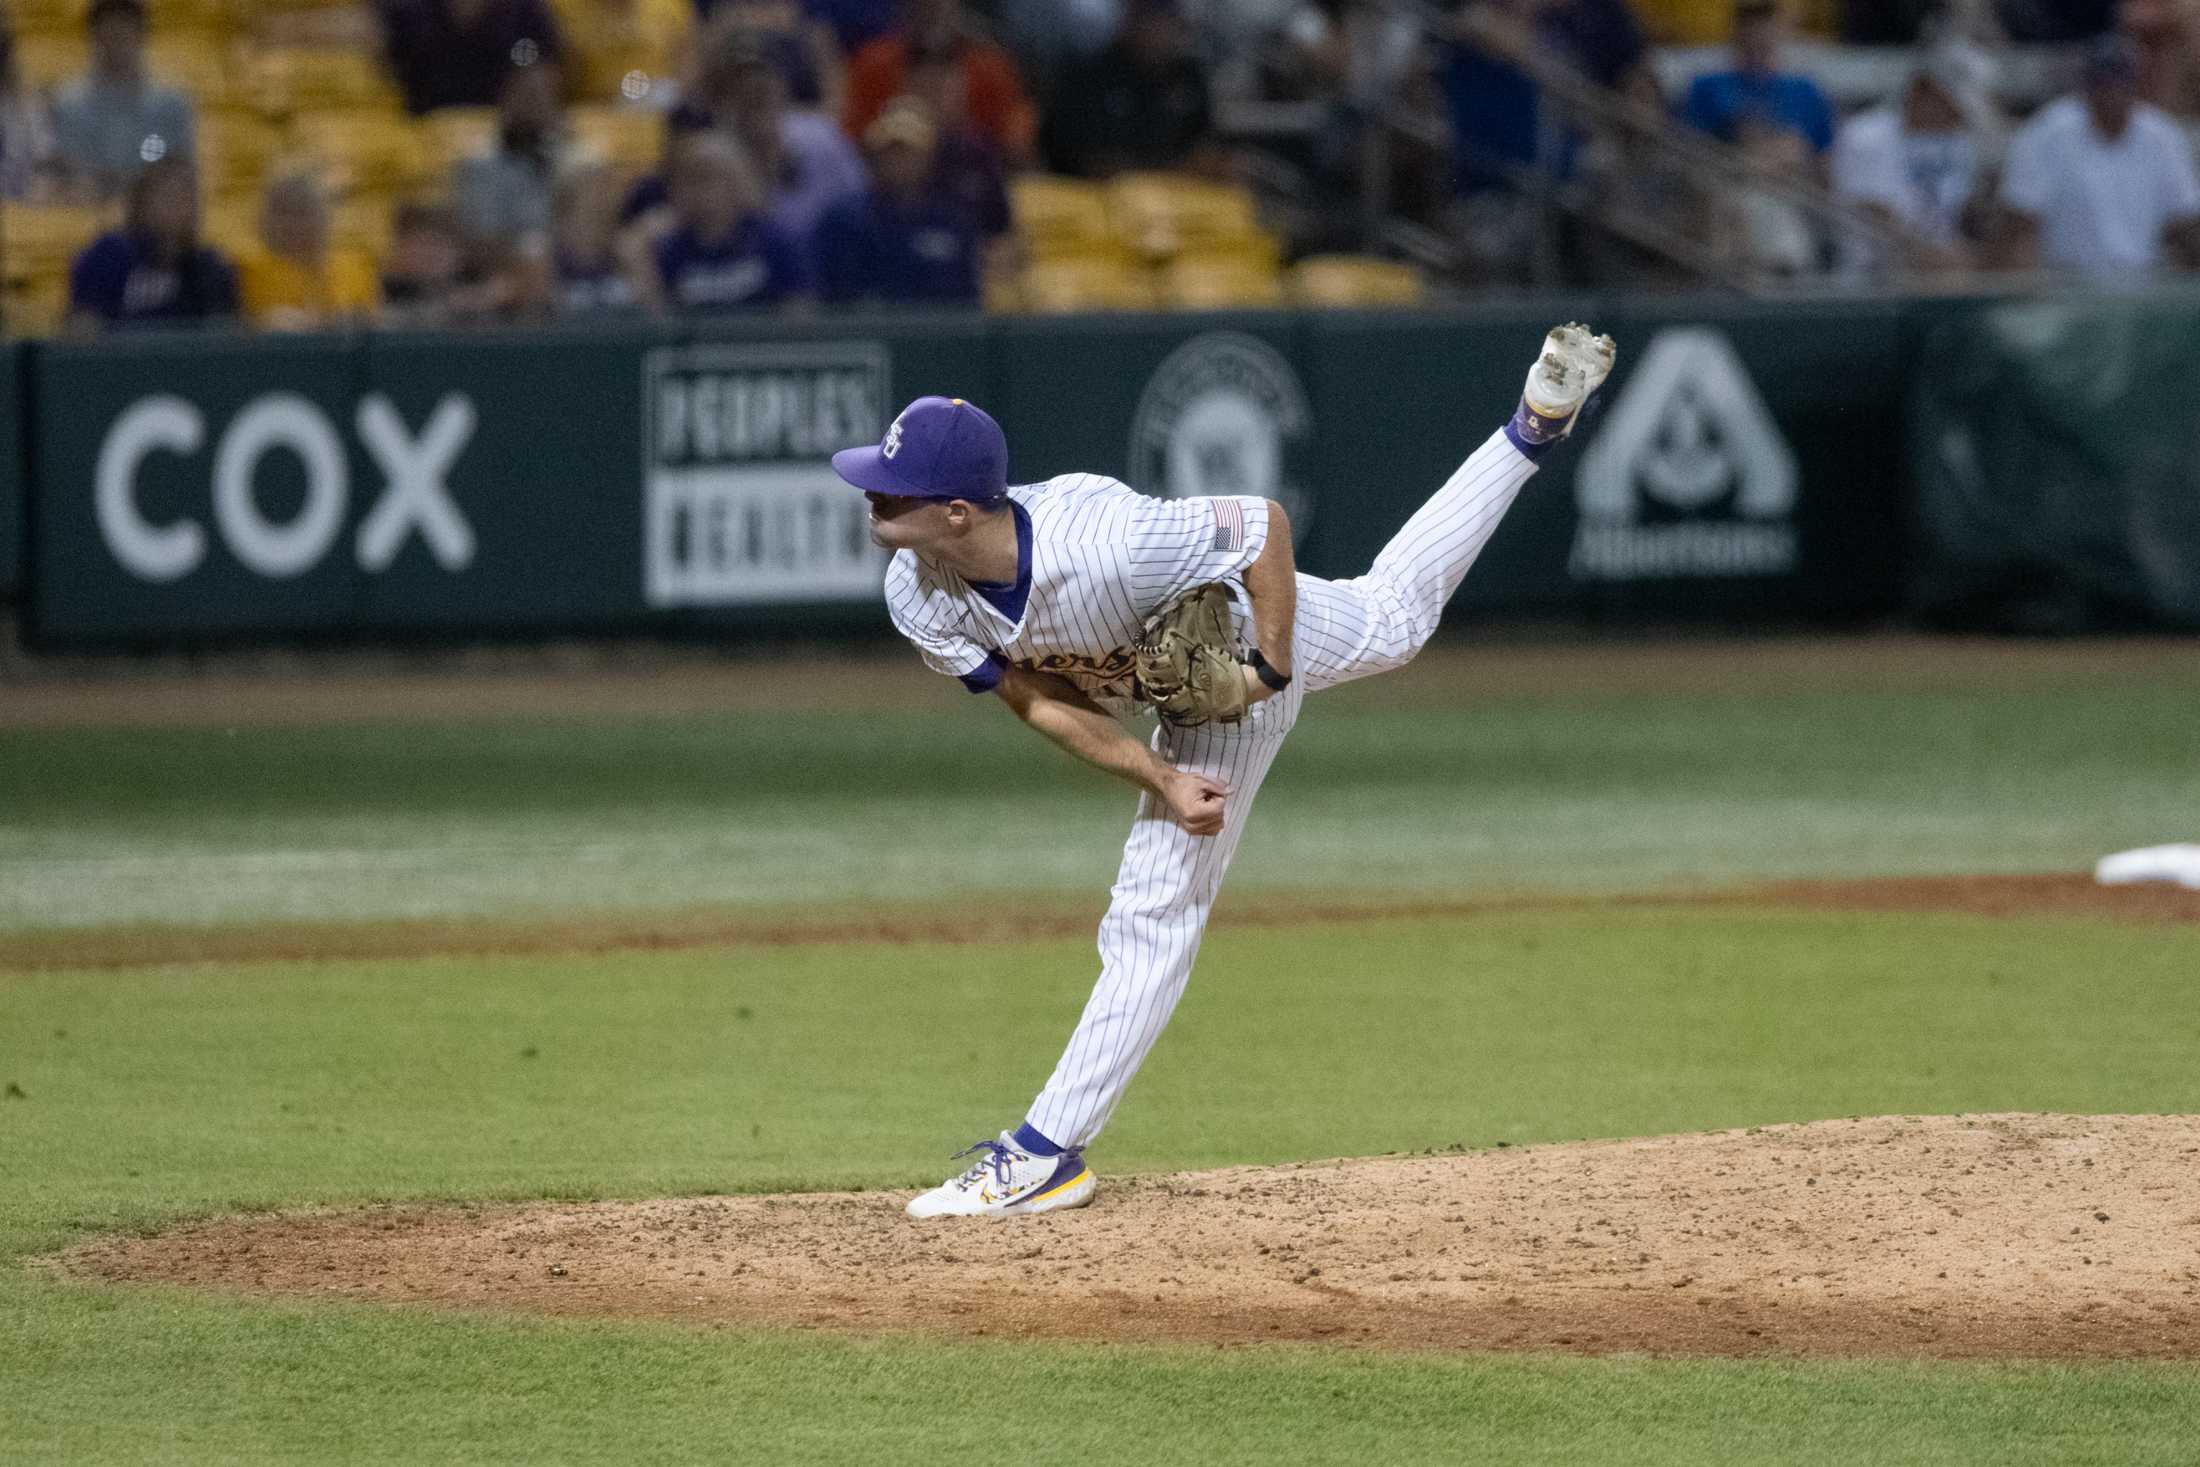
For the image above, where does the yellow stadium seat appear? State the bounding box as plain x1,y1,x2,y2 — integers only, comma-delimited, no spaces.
195,106,281,196
3,269,72,335
1106,171,1267,262
147,34,241,104
17,0,235,41
201,191,260,254
569,105,663,172
550,0,689,104
1008,174,1112,260
15,35,87,89
1015,253,1155,314
11,0,79,36
1158,251,1284,311
148,0,237,32
289,108,439,194
1,202,116,278
1286,254,1427,309
1631,0,1728,43
421,107,499,169
980,268,1021,313
330,193,393,255
250,45,401,114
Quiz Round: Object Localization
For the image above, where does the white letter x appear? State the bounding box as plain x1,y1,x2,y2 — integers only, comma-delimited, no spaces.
355,393,478,571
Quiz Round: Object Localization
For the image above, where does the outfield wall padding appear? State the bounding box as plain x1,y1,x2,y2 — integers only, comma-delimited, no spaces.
0,343,20,601
17,300,1940,648
1911,296,2200,632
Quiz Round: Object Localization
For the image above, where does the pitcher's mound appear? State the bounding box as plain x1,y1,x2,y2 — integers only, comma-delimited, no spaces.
67,1114,2200,1357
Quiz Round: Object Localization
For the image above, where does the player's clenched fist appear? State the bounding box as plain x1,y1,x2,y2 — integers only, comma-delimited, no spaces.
1161,770,1229,836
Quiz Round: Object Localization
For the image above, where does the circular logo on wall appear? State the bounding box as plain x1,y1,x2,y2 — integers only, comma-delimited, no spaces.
1127,332,1313,543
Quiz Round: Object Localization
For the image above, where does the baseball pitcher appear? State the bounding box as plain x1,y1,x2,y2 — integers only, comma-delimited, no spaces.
831,324,1617,1217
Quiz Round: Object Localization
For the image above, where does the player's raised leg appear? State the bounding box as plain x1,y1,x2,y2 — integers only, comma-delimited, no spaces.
1300,324,1616,691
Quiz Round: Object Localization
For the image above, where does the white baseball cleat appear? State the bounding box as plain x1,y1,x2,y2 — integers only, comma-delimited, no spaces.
1513,323,1618,445
905,1133,1097,1218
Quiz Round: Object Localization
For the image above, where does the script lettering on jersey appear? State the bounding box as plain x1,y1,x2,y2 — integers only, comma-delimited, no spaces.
644,342,892,607
1013,647,1141,705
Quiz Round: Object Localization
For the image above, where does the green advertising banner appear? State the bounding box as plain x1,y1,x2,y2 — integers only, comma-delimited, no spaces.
30,333,370,643
21,303,1921,649
0,344,20,601
1912,297,2200,630
990,310,1319,545
24,321,990,648
1011,301,1914,617
1298,306,1569,594
351,327,650,632
1562,298,1912,618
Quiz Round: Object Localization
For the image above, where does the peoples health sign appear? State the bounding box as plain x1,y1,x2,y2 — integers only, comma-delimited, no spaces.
642,341,891,608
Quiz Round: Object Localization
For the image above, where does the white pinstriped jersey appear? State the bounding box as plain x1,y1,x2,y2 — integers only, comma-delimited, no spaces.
884,473,1271,709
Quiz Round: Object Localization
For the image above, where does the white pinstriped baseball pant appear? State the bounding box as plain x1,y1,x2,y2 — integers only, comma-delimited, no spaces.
1024,427,1543,1148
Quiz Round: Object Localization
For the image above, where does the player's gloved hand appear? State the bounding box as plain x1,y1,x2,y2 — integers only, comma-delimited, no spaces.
1160,770,1229,837
1136,584,1250,728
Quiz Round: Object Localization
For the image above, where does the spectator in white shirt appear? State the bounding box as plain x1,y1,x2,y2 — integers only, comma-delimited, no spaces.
1831,47,1992,278
1998,34,2200,279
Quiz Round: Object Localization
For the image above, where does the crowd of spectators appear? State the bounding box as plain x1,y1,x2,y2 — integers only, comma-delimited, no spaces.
1444,0,2200,284
2,0,2198,333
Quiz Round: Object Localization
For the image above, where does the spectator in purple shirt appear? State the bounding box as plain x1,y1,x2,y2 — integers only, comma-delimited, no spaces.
706,0,844,113
813,98,983,305
378,0,564,114
701,32,867,242
639,132,811,312
68,156,237,329
621,33,864,235
555,162,640,314
903,40,1011,239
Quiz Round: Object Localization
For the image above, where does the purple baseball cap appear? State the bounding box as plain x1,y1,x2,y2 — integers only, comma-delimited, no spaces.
832,396,1009,503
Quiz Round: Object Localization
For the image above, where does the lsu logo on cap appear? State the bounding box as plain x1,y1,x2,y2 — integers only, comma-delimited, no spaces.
882,416,905,459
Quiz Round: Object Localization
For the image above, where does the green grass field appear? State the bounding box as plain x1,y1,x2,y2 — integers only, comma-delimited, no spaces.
4,640,2199,1463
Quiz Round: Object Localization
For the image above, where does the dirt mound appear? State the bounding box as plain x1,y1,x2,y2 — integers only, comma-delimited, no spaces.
66,1115,2200,1358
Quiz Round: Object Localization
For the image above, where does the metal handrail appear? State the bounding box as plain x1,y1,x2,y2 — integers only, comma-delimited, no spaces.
1362,1,1959,292
1495,8,1939,284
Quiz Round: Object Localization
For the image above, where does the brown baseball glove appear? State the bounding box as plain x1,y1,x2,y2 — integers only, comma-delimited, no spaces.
1134,583,1249,729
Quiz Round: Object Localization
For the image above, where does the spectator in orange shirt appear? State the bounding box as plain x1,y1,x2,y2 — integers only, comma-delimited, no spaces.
843,0,1036,164
236,167,380,328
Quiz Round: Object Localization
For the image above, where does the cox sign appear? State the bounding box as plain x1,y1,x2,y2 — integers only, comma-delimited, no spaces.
97,391,478,582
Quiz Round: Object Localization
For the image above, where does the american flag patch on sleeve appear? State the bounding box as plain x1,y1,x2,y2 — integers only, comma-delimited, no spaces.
1210,498,1245,553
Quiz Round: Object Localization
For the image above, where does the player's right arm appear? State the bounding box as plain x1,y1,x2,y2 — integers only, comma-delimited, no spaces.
995,665,1227,836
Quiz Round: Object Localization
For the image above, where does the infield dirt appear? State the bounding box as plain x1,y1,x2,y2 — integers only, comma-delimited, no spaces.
67,1113,2200,1360
5,872,2197,973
